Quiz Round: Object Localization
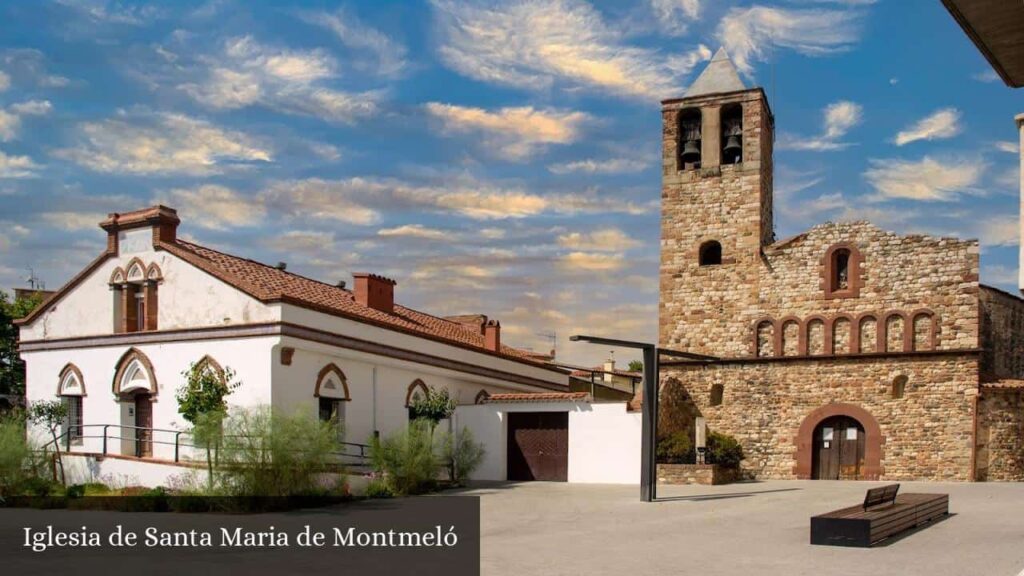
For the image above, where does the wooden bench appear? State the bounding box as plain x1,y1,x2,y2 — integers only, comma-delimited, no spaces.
810,484,949,547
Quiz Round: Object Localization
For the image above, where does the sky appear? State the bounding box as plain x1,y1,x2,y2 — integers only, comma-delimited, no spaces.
0,0,1020,367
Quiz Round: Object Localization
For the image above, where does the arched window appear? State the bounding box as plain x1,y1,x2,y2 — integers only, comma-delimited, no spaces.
709,384,724,407
111,348,158,397
721,104,743,165
474,390,490,404
110,259,160,333
678,108,702,170
315,364,349,440
891,375,908,399
58,364,85,445
755,319,775,358
699,241,722,266
823,244,862,299
406,379,430,421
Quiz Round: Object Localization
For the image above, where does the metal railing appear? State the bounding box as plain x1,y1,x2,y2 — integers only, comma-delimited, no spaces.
45,423,371,466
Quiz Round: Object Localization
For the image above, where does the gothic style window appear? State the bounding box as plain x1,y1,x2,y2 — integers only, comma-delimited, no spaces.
314,364,349,442
111,260,161,333
699,241,723,266
822,244,862,299
111,348,158,397
58,364,85,444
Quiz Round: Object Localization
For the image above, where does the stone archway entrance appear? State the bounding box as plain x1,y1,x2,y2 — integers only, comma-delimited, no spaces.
812,415,866,480
795,403,883,480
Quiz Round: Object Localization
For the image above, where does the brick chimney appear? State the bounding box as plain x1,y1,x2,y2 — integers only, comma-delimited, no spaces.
353,273,397,314
100,205,180,254
484,320,501,352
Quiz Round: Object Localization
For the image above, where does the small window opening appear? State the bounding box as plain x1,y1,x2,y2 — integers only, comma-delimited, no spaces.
709,384,724,407
699,241,722,266
833,249,851,291
891,375,908,399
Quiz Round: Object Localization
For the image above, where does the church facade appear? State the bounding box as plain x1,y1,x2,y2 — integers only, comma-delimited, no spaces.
659,50,1024,482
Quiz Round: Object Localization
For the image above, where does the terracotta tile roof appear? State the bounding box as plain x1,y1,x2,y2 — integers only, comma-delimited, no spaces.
156,239,561,371
981,380,1024,390
482,392,589,403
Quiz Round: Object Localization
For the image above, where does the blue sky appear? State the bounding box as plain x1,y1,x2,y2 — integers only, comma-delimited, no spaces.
0,0,1020,366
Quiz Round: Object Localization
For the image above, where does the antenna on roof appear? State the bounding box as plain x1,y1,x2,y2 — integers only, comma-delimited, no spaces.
536,329,557,357
25,267,44,291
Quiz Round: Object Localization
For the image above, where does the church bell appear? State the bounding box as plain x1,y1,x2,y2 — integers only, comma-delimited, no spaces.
681,140,701,163
723,135,742,160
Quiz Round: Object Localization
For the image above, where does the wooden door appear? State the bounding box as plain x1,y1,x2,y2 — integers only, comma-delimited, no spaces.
135,395,153,457
507,412,568,481
813,416,865,480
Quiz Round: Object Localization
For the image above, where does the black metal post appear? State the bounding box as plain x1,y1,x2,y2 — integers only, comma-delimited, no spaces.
640,344,658,502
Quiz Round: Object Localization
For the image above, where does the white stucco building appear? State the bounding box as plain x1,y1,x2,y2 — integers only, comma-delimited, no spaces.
17,206,574,480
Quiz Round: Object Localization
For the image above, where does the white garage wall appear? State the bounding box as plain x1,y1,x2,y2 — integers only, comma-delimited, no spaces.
455,402,641,485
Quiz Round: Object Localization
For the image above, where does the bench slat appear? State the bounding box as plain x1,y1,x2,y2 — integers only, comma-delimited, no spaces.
811,492,949,547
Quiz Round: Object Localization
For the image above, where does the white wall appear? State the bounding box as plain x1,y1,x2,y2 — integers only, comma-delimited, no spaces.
272,338,560,447
19,231,278,341
23,337,276,462
455,401,642,484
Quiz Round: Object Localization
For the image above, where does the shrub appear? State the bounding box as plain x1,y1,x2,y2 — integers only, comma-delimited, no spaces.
364,480,393,499
656,430,693,464
65,484,86,498
408,387,456,432
707,431,744,469
0,411,36,496
216,406,341,497
439,427,485,486
370,420,438,495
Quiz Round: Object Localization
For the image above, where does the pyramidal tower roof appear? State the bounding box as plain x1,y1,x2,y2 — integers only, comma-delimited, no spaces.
684,48,747,98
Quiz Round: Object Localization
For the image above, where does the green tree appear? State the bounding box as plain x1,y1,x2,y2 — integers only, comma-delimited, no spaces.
175,361,240,487
0,291,43,397
29,400,68,485
408,386,456,434
628,360,644,373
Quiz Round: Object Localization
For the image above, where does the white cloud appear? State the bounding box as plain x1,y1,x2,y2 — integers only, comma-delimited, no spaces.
378,224,450,240
302,9,408,77
864,156,985,201
41,211,108,231
717,6,864,75
259,178,382,225
982,264,1017,286
778,100,862,151
180,36,380,124
0,49,70,89
264,230,337,253
0,100,53,141
0,71,9,92
559,251,625,271
650,0,701,36
557,229,642,252
157,185,265,230
894,108,961,146
55,0,162,25
431,0,710,99
975,215,1018,247
0,150,40,178
56,112,272,175
994,141,1018,154
972,69,1000,83
548,157,649,174
424,103,590,160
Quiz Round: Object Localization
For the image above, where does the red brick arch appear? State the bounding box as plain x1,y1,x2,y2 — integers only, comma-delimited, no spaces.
794,402,884,480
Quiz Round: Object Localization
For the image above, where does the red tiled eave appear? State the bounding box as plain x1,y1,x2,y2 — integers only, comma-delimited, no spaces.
483,392,589,404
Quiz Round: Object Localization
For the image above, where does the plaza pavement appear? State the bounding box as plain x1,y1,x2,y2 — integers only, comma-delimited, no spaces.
461,479,1024,576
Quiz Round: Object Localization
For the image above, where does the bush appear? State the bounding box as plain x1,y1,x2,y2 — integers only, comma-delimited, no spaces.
656,430,693,464
370,420,438,495
0,411,47,497
707,431,744,469
439,427,485,486
65,484,86,499
215,406,342,497
364,479,393,499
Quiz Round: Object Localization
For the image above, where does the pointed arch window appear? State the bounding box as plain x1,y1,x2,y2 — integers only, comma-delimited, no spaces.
111,348,158,397
58,364,85,444
822,244,863,299
110,259,161,333
315,364,349,441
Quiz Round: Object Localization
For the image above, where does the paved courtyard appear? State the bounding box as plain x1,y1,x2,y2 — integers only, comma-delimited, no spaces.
462,480,1024,576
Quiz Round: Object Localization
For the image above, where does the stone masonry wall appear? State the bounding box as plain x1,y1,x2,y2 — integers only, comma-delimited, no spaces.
663,354,979,481
979,285,1024,379
977,388,1024,481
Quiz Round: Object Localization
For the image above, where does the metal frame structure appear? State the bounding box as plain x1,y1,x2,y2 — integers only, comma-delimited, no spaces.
570,335,717,502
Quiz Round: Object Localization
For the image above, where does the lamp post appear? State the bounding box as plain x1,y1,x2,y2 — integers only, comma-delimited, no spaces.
570,335,717,502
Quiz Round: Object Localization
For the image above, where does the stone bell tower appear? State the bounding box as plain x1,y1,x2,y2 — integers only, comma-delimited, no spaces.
659,48,775,357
